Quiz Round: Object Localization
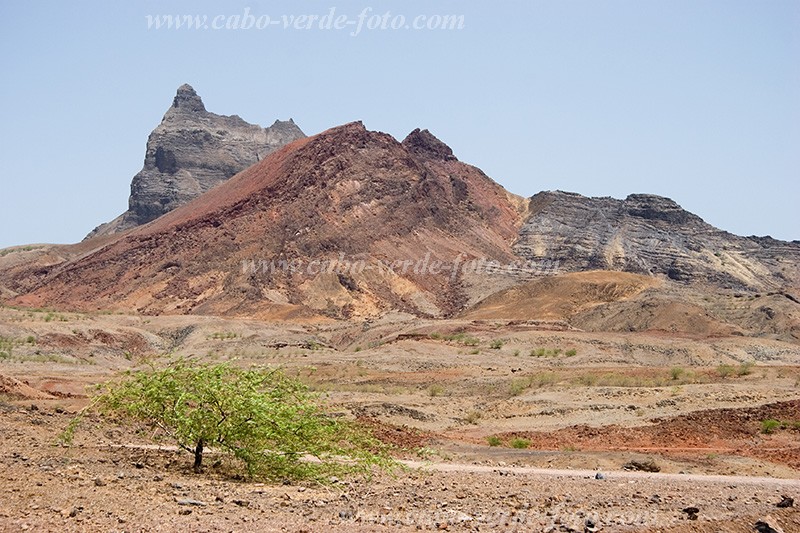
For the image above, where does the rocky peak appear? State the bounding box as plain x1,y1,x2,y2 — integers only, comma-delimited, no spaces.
402,128,457,161
624,194,696,225
170,83,206,114
85,84,305,239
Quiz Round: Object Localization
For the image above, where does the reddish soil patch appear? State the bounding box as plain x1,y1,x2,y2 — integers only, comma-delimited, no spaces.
499,400,800,469
357,417,432,453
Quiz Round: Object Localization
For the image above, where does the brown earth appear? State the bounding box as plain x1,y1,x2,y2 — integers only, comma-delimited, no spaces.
1,306,798,531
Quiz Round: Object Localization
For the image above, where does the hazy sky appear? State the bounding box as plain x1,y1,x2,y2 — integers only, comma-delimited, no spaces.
1,0,798,249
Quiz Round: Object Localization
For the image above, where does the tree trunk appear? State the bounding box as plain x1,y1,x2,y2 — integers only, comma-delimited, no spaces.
193,439,204,472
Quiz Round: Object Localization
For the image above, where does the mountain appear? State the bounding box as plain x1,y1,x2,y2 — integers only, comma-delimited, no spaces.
85,84,305,238
514,191,800,292
11,123,526,318
2,116,798,340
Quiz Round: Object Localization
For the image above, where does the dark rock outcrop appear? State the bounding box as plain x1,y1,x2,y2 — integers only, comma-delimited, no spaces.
402,128,457,161
514,191,800,291
85,84,305,238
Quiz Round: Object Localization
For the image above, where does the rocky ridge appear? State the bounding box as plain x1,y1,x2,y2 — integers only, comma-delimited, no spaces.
514,190,800,292
85,84,305,238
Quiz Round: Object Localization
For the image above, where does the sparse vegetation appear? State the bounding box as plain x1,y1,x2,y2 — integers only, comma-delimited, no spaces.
530,347,569,357
427,384,445,397
510,437,530,449
428,332,480,346
0,245,41,257
489,339,504,350
716,362,754,378
508,377,531,396
62,361,393,482
0,335,40,359
0,336,14,359
464,411,482,424
760,419,800,434
716,364,734,378
209,332,238,340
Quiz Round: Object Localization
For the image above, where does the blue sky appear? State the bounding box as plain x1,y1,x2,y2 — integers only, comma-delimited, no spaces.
0,0,798,248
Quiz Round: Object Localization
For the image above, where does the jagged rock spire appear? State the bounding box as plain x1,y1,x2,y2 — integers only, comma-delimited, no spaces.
171,83,206,113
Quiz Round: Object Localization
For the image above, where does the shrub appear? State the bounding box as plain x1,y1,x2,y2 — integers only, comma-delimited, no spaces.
510,437,530,449
716,364,734,378
0,336,15,359
489,339,504,350
670,367,685,381
62,361,392,482
508,377,531,396
565,348,577,357
464,411,481,424
427,384,445,397
530,372,557,388
761,419,781,434
736,362,754,376
486,435,502,447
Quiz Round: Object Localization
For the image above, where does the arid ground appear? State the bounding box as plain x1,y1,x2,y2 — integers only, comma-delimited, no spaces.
1,305,798,532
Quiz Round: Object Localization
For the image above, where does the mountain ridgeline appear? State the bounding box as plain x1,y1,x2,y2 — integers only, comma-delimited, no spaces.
1,85,798,340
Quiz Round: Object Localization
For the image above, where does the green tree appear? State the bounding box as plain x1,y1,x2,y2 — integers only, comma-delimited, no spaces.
63,360,392,482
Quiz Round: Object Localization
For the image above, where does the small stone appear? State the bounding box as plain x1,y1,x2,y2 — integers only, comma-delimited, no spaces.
682,506,699,520
622,459,660,472
594,472,605,480
755,516,785,533
176,498,207,507
93,478,106,487
178,509,192,515
776,495,794,508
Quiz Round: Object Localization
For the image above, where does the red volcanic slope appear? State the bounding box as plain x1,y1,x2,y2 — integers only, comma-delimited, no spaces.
12,122,527,318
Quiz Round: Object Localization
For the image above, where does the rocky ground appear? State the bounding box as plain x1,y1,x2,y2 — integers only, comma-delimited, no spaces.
0,307,798,531
0,404,797,532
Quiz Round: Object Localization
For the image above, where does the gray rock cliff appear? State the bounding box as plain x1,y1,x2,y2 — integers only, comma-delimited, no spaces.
514,190,800,291
86,84,305,238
